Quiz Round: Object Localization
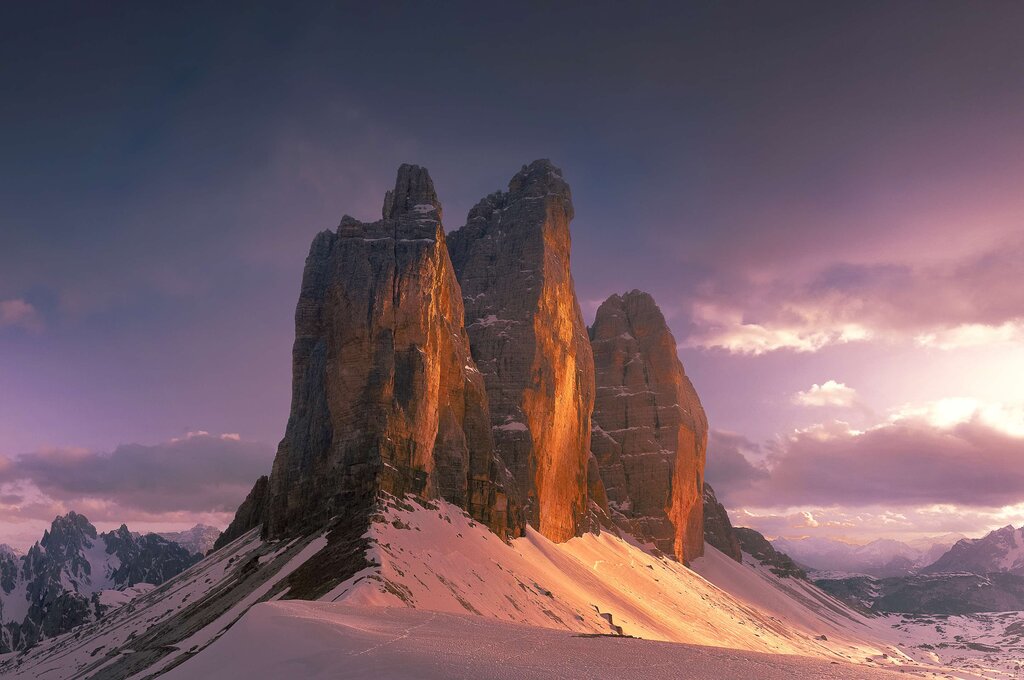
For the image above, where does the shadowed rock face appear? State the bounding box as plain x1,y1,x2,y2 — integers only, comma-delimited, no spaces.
703,483,742,562
448,160,595,543
589,290,708,562
213,475,268,551
228,165,515,543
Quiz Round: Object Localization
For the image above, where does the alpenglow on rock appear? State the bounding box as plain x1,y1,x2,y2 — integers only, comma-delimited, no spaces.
589,290,708,562
448,160,595,543
219,165,515,546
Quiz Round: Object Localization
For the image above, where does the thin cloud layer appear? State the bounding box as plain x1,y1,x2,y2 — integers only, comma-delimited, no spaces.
0,433,274,516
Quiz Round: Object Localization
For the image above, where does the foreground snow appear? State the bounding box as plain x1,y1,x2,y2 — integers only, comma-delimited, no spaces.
329,498,896,663
163,602,914,680
888,611,1024,678
0,496,984,678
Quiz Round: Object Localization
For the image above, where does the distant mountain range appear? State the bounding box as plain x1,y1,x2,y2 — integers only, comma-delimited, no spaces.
0,513,217,652
810,525,1024,614
158,524,222,557
773,533,964,578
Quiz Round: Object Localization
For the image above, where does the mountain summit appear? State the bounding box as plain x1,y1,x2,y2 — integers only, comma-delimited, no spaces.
218,163,514,548
448,159,594,543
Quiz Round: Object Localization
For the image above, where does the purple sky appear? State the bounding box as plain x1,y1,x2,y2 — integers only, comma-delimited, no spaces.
2,2,1024,548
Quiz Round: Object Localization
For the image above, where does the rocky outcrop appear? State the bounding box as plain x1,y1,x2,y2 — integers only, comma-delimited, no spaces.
735,528,807,580
213,475,268,551
924,525,1024,576
253,165,514,542
589,290,708,562
0,513,198,652
448,160,594,543
703,484,741,562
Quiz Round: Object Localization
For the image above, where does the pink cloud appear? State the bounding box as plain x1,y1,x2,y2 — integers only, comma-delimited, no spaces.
0,298,42,332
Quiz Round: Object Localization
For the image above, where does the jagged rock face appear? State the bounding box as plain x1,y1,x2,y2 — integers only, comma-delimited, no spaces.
589,290,708,562
213,475,268,551
0,512,198,652
734,528,807,580
448,160,595,543
260,165,513,541
703,484,741,562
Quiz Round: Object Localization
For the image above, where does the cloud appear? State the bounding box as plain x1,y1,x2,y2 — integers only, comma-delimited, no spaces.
0,433,274,515
0,299,42,332
682,238,1024,354
705,430,769,491
915,321,1024,350
716,402,1024,511
793,380,858,408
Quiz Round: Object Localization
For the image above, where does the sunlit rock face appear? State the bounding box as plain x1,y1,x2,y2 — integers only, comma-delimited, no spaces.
589,290,708,562
448,160,595,543
224,165,515,543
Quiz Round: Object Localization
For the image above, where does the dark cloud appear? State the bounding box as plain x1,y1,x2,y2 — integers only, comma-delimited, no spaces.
0,434,274,514
716,418,1024,509
705,430,769,492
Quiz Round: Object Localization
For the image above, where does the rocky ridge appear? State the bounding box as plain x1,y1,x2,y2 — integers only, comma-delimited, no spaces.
0,512,198,652
703,483,742,562
924,525,1024,576
217,161,708,559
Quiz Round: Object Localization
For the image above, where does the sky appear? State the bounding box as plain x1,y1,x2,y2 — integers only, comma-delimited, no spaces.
2,1,1024,549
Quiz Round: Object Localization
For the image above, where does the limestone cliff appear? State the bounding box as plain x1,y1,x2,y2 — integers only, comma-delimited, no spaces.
589,290,708,562
228,165,515,543
447,160,595,543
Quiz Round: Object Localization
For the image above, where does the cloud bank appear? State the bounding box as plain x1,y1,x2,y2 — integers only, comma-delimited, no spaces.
0,433,274,521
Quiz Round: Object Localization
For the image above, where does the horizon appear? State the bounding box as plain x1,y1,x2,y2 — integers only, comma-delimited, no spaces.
4,2,1024,552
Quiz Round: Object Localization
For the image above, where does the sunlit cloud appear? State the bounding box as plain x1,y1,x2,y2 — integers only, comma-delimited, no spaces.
709,398,1024,542
915,320,1024,350
793,380,858,408
683,302,870,355
681,238,1024,355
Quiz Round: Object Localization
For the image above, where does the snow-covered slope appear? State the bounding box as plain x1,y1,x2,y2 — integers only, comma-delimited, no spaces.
330,497,895,662
0,496,947,678
161,602,917,680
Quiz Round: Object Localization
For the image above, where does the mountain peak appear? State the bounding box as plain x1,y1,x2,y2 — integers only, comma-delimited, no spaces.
506,159,572,218
382,163,441,222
